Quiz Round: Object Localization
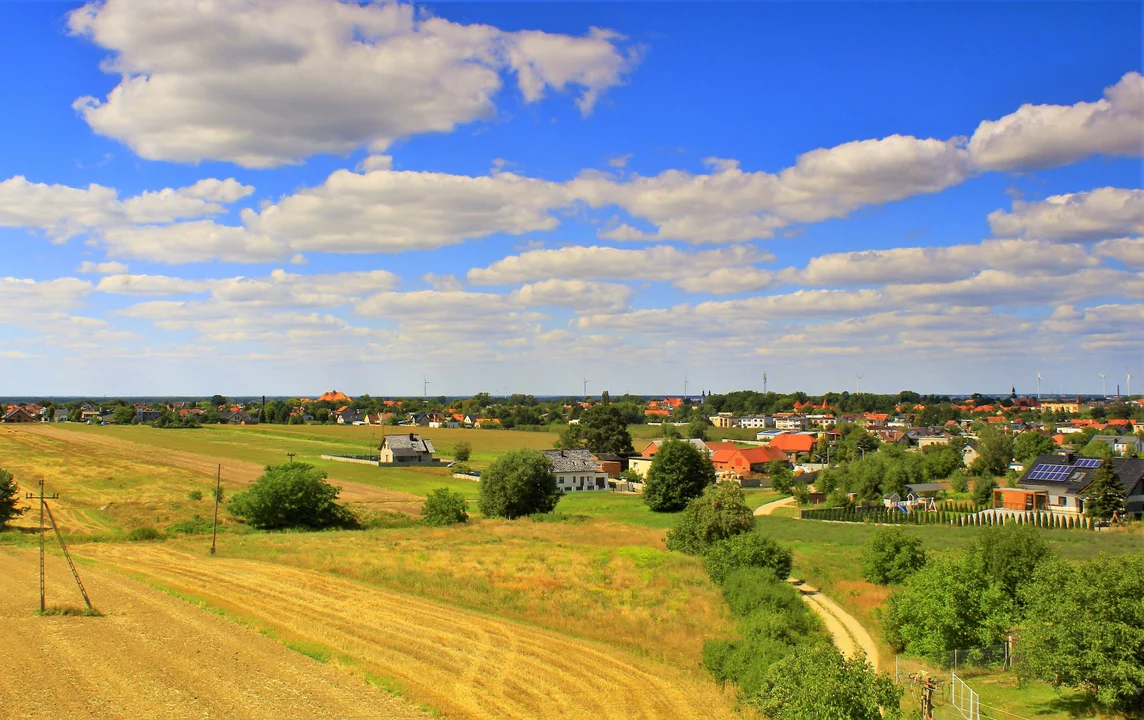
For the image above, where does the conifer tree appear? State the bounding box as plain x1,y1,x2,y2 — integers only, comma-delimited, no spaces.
1084,455,1125,522
0,468,27,528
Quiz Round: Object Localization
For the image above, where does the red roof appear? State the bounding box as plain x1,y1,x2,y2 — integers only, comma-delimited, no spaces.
318,390,352,403
768,433,816,453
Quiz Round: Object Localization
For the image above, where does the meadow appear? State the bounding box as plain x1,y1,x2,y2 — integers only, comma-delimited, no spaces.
3,421,1141,719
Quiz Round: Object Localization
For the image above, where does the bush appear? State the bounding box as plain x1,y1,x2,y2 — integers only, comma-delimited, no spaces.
127,527,163,542
452,463,473,476
722,567,797,618
421,488,469,526
971,473,997,507
166,516,212,535
228,462,354,530
187,490,203,501
704,533,793,585
949,469,969,493
0,468,27,528
453,441,472,462
861,527,926,585
768,462,794,495
966,524,1053,603
751,643,903,719
665,483,754,555
477,449,560,519
643,439,716,512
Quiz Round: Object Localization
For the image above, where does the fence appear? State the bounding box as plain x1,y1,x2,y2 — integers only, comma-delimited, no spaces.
319,453,380,466
955,510,1095,530
800,506,973,525
949,672,980,720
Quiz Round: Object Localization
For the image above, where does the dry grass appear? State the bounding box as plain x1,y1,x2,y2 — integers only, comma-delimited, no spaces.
79,543,737,720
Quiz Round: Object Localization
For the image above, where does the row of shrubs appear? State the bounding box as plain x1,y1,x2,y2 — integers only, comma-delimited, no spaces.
665,483,903,717
801,506,958,525
955,511,1095,530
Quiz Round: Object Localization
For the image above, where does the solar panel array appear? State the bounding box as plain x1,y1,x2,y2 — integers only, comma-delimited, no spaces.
1073,458,1102,468
1027,464,1072,481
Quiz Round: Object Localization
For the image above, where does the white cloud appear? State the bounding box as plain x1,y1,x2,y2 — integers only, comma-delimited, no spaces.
0,175,253,240
421,273,463,292
1094,237,1144,269
988,188,1144,242
796,239,1095,286
100,221,288,263
514,278,633,311
77,260,129,274
95,274,215,296
245,167,569,253
969,72,1144,171
673,268,776,294
69,0,636,168
467,244,774,285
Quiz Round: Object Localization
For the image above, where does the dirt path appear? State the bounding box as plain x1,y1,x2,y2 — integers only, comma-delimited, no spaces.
79,544,737,720
754,495,796,516
792,581,880,670
0,548,428,720
17,425,421,508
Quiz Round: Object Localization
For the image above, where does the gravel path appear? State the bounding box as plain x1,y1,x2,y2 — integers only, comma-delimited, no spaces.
753,496,796,516
792,581,881,671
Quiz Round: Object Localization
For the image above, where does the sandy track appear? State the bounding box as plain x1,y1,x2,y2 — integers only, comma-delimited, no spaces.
794,583,881,671
16,425,420,507
753,496,795,516
80,544,736,720
0,548,428,720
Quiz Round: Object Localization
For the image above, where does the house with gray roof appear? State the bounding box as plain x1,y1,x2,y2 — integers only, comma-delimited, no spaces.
541,449,609,492
380,433,437,464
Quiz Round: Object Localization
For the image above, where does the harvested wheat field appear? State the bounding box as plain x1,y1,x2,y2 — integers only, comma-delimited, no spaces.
79,544,737,720
0,425,424,533
0,548,428,720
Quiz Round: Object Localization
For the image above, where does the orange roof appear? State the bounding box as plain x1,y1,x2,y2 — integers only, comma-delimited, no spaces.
644,409,671,417
1052,434,1066,446
317,390,352,403
737,446,789,464
768,433,816,453
705,442,739,452
1107,419,1132,426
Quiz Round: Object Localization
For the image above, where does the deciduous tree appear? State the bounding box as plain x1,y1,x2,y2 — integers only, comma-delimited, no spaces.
477,449,561,519
643,440,716,512
666,483,754,555
228,462,353,530
421,488,469,526
861,527,926,585
751,644,902,720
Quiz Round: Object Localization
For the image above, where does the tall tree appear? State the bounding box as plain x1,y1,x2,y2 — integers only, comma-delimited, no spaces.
0,468,27,528
577,405,634,454
477,449,561,519
643,440,716,512
970,425,1014,476
1084,455,1126,522
1012,432,1058,464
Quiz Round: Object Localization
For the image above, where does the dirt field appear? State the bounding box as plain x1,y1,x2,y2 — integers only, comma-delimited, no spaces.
78,544,737,720
0,548,428,720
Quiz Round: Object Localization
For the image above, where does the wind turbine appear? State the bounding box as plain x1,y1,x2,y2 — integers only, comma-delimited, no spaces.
1128,374,1133,397
583,377,590,399
1099,373,1107,398
762,371,768,394
684,373,689,400
856,375,863,393
422,375,431,401
1036,371,1042,400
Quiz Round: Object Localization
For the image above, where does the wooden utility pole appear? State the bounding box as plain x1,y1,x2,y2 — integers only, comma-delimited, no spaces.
210,464,221,555
27,480,57,612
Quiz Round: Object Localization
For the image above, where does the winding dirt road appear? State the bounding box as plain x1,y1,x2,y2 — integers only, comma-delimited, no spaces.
792,581,881,671
753,496,796,516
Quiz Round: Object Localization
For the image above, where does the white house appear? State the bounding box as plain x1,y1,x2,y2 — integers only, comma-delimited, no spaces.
542,449,609,492
379,433,437,464
738,415,773,429
774,414,808,431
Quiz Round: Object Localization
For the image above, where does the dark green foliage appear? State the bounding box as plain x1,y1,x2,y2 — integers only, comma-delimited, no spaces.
686,417,710,441
127,527,163,541
722,567,796,618
970,426,1013,476
421,488,469,526
768,461,794,494
0,468,27,528
661,423,681,440
704,533,793,585
971,473,997,507
642,439,716,512
211,485,224,503
1012,432,1058,464
228,462,354,530
187,490,203,501
665,482,754,555
966,524,1054,603
883,556,1011,657
861,527,926,585
166,515,212,535
453,441,472,462
750,644,903,720
477,449,560,519
1018,554,1144,712
558,405,633,455
920,443,965,479
949,469,969,493
1084,454,1126,521
112,406,136,425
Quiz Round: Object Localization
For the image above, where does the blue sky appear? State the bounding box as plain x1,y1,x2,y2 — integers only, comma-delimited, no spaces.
0,0,1141,398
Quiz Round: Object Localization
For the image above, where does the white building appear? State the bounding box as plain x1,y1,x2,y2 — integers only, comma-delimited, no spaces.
774,415,808,431
738,415,773,429
542,449,609,492
379,433,437,464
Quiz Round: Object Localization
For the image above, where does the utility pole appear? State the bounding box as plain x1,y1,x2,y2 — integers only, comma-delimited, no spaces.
286,452,296,463
210,464,221,556
26,480,92,612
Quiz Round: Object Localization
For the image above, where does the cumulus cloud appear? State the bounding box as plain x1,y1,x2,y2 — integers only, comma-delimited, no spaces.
514,278,633,311
1094,237,1144,269
0,175,253,241
988,188,1144,242
77,260,129,274
95,274,215,296
245,168,569,253
467,244,775,286
969,72,1144,171
69,0,637,167
100,221,288,263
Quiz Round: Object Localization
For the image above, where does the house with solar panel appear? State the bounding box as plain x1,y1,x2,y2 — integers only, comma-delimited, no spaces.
1002,451,1144,518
